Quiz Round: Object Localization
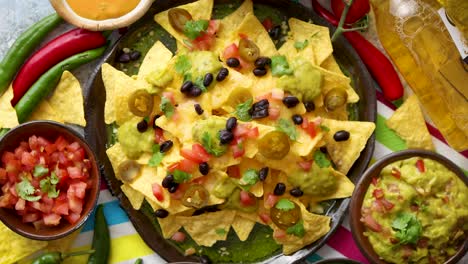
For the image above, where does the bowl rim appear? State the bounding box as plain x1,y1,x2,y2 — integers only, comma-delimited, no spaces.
0,120,101,240
349,149,468,264
311,258,363,264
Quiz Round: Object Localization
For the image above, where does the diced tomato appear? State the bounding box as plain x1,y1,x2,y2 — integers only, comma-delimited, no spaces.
20,152,36,167
271,88,284,100
181,144,211,163
297,161,312,171
416,159,425,173
68,181,87,199
227,165,241,178
171,231,186,242
14,145,27,160
387,183,400,193
223,43,239,60
362,215,382,232
273,229,287,239
162,92,175,105
68,196,83,214
178,158,198,173
207,19,219,35
442,195,449,203
31,201,43,212
65,212,81,224
52,198,69,215
265,193,279,208
380,198,395,211
70,148,85,162
44,143,57,155
67,166,83,179
262,18,274,31
259,212,271,224
0,193,15,208
15,198,25,211
231,143,245,158
152,183,164,202
301,119,317,138
36,136,50,149
245,127,259,139
0,168,6,184
391,167,401,179
56,168,69,186
43,213,61,226
28,135,39,151
239,190,256,207
54,136,69,151
170,183,187,200
372,188,384,199
154,128,165,144
371,177,378,186
66,142,81,152
23,213,40,223
192,33,215,51
167,162,180,172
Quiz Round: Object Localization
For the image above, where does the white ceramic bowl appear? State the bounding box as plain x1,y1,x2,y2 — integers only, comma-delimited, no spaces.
49,0,154,31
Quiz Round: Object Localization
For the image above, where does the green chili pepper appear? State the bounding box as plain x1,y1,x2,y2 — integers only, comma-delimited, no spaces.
31,249,95,264
134,258,143,264
0,13,62,95
15,46,107,123
87,204,110,264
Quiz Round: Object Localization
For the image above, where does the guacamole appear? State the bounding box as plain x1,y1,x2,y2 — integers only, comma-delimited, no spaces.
288,163,337,196
117,119,154,159
362,157,468,264
192,117,227,156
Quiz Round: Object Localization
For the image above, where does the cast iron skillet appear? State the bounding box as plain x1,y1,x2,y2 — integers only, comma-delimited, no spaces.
83,0,377,263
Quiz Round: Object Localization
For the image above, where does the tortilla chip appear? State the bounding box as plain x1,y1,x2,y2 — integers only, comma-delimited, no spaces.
321,55,344,75
45,227,82,253
121,184,144,210
386,95,434,150
288,18,332,65
29,101,64,123
47,71,86,126
0,222,47,263
106,143,127,181
314,66,359,105
138,41,173,82
210,70,253,110
232,214,256,241
154,0,213,44
309,168,355,201
158,215,182,239
322,118,375,175
176,210,236,246
278,38,316,66
0,85,19,128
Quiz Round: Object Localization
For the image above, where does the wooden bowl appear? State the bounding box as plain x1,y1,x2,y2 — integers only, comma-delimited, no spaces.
0,121,100,240
49,0,154,31
349,149,468,264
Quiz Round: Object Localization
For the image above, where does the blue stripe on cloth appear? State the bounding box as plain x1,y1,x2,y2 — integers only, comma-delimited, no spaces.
81,200,129,232
306,253,322,262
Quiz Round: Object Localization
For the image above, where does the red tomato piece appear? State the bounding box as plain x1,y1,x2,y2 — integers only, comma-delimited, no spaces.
67,166,83,179
0,168,7,184
297,161,312,171
391,167,401,179
54,136,69,151
259,212,271,224
178,158,198,173
52,198,69,216
28,135,39,151
167,162,180,172
171,231,186,242
65,213,81,224
154,127,166,144
223,43,239,60
43,213,61,226
261,18,274,31
331,0,370,24
23,213,40,223
152,183,164,202
372,188,384,199
362,214,382,232
68,181,87,199
245,127,259,139
162,92,175,105
231,144,245,158
15,198,25,211
227,165,241,179
20,151,36,167
380,198,395,211
265,193,279,208
273,229,286,239
371,177,379,186
416,159,425,173
239,190,256,207
68,196,83,214
66,142,81,152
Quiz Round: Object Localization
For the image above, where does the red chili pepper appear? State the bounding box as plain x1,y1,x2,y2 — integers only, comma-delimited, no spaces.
415,159,425,173
311,0,404,101
11,28,106,106
331,0,370,25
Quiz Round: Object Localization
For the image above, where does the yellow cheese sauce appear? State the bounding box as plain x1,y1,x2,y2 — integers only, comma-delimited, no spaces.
66,0,141,20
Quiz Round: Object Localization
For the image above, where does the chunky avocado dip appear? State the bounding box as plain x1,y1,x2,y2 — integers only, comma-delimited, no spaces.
361,157,468,264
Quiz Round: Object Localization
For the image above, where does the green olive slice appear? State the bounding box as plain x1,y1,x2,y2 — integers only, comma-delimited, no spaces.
128,89,154,117
118,160,141,182
168,8,193,32
270,200,301,229
258,131,290,160
324,87,348,111
238,38,260,62
182,184,209,209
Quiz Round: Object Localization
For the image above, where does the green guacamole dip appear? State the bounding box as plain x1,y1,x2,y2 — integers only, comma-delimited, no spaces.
362,157,467,264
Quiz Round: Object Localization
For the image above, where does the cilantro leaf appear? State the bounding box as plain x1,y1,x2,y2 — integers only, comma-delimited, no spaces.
215,228,227,236
319,125,330,132
160,96,174,118
50,172,59,184
193,75,207,92
173,170,192,183
286,220,305,237
184,20,209,40
271,55,293,77
240,169,259,186
275,198,295,211
40,178,50,193
16,177,41,202
294,39,309,50
33,165,49,177
47,185,60,198
313,151,331,168
392,212,422,245
175,55,191,74
148,144,164,167
276,118,298,140
201,132,226,157
234,99,253,122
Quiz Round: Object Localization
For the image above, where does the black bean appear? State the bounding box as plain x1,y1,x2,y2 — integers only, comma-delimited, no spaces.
253,67,267,77
216,68,229,81
129,50,141,61
273,183,286,196
258,167,269,181
180,80,193,94
249,99,270,119
292,114,303,125
194,103,204,115
200,255,212,264
162,174,174,188
155,209,169,218
304,101,315,112
199,162,209,175
168,183,179,193
282,96,300,108
254,57,271,68
159,140,173,153
117,52,130,63
268,25,281,40
203,73,214,87
334,130,350,142
137,120,148,132
226,57,240,68
290,187,304,197
152,115,161,129
320,146,328,154
188,86,203,97
219,129,234,144
251,108,269,119
226,117,237,131
253,99,269,110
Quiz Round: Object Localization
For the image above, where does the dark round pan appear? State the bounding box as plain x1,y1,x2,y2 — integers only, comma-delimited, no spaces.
83,0,377,263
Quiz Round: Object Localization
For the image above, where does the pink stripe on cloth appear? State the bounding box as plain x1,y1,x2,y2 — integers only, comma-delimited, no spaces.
327,226,369,263
375,91,468,159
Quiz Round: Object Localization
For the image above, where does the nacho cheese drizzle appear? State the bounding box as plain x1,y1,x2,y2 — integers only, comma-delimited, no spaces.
65,0,141,20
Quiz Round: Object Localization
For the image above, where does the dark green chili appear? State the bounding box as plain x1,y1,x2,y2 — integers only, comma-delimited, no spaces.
0,13,62,95
87,204,110,264
134,258,143,264
15,46,107,123
31,249,95,264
